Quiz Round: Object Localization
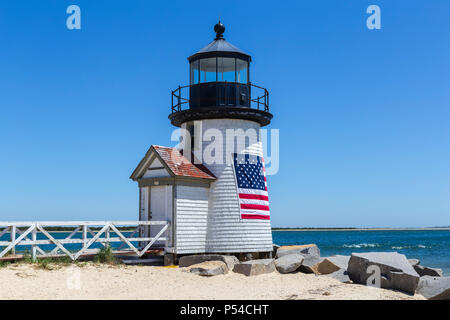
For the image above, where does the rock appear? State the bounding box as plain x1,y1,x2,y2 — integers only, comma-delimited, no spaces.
315,255,350,275
179,254,239,270
413,265,443,277
347,252,420,295
233,259,276,276
223,256,240,269
276,244,320,259
189,261,228,276
315,258,340,275
416,276,450,300
298,255,322,274
408,259,420,266
329,269,352,283
274,254,304,274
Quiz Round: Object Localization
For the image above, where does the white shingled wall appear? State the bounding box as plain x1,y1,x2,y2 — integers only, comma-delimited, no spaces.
177,118,273,253
175,185,209,253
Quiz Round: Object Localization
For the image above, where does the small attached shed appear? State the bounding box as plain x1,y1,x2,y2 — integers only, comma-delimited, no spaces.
130,145,216,253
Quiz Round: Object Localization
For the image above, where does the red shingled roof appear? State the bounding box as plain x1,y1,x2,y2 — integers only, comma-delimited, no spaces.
152,145,216,180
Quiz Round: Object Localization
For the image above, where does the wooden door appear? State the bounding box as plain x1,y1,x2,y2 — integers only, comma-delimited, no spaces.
150,185,171,246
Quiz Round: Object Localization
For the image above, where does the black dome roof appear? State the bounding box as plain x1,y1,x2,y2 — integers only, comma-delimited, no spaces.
188,22,251,62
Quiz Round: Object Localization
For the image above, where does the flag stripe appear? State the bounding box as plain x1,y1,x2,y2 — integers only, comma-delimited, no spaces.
240,208,271,215
240,203,270,211
238,193,269,201
241,214,270,220
237,188,268,196
239,198,269,206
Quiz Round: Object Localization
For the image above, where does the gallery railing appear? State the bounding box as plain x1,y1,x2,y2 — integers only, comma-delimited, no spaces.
171,82,269,113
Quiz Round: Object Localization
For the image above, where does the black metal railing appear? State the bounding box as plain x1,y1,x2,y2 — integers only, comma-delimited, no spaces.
171,85,190,113
171,82,269,113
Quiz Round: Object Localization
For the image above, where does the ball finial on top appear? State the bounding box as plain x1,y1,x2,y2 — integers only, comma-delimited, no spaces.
214,21,225,39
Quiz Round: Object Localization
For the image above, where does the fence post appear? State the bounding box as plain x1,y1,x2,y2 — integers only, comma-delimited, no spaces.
11,226,16,255
31,224,37,262
106,224,110,248
82,224,87,248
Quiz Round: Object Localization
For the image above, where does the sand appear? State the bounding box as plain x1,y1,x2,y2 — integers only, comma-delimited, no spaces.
0,263,425,300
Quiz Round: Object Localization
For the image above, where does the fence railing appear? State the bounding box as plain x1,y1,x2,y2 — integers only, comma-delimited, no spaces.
0,221,169,261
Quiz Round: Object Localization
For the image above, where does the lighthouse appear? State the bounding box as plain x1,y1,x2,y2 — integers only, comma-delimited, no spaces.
131,22,274,262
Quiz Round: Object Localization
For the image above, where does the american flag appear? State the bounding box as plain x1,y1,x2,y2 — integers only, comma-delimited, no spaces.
232,153,270,220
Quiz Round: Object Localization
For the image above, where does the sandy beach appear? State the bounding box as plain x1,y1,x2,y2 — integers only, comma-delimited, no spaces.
0,263,425,300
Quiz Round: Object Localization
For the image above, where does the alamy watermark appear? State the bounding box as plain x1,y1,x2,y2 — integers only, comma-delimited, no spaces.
366,265,381,288
65,5,380,31
66,5,81,30
366,5,381,30
170,123,280,175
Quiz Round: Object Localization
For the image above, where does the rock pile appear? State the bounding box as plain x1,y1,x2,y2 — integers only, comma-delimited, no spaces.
177,247,449,299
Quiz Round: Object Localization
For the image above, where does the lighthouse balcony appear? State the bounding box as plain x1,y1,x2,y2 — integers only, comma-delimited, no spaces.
169,82,272,127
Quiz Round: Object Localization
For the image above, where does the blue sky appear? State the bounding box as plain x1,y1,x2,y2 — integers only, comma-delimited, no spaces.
0,0,449,227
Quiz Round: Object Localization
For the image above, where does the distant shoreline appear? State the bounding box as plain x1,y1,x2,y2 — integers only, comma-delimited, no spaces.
272,227,450,231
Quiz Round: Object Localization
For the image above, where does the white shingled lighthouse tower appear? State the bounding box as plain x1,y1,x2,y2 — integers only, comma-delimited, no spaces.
131,22,274,263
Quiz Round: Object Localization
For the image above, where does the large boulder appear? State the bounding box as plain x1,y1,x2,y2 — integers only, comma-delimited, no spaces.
347,252,420,295
179,254,239,270
233,259,276,276
189,261,228,276
274,254,304,274
416,276,450,300
328,268,352,283
276,244,320,259
316,255,350,275
413,265,443,277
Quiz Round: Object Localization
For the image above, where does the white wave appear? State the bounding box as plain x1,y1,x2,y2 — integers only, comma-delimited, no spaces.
342,243,430,249
342,243,380,248
391,245,429,249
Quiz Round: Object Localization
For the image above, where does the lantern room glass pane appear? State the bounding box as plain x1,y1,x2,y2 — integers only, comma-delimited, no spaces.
190,60,199,84
236,59,248,83
200,58,217,83
217,57,236,82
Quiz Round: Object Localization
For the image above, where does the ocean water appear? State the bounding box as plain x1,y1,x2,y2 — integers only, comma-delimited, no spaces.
272,230,450,276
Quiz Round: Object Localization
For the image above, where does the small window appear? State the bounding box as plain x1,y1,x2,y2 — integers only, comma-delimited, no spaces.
200,58,217,83
236,59,248,83
190,61,199,84
217,57,236,82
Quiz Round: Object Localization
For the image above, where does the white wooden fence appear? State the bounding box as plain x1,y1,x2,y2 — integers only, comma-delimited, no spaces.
0,221,169,261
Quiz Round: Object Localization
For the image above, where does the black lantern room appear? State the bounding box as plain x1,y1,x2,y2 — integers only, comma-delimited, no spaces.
169,21,273,127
